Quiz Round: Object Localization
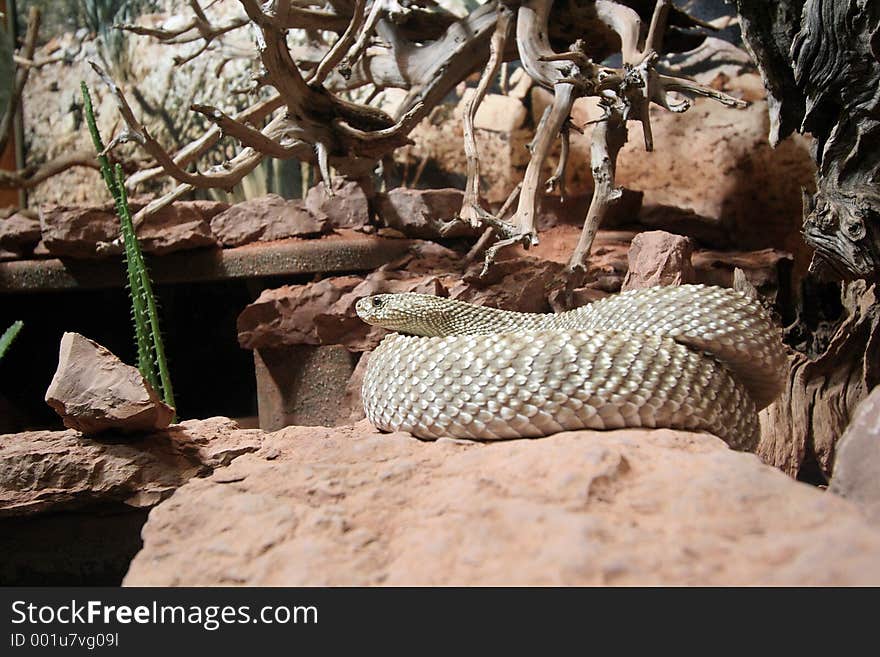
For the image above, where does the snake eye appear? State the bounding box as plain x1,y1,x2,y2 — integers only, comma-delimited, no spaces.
371,297,383,308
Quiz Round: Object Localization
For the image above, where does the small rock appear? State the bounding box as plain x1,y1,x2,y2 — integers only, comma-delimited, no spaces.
376,188,477,239
183,200,229,222
622,230,695,290
40,201,221,258
137,202,219,255
211,194,330,247
305,180,371,229
0,212,41,252
45,332,174,435
40,204,119,258
830,385,880,526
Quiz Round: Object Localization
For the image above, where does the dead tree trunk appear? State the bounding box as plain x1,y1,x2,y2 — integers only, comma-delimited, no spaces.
736,0,880,480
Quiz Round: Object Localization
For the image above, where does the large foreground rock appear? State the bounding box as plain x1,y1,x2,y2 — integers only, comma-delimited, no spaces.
45,332,173,434
124,425,880,586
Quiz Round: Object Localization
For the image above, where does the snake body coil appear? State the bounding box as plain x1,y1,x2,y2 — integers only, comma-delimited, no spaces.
355,285,787,450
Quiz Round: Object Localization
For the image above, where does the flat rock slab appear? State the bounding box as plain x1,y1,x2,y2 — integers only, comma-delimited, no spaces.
0,417,264,517
0,231,414,293
124,425,880,586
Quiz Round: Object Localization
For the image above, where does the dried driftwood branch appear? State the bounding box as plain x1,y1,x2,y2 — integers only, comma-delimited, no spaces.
0,7,40,157
0,7,102,194
733,0,880,481
736,0,880,282
84,0,745,256
0,150,99,189
460,3,514,228
456,0,745,283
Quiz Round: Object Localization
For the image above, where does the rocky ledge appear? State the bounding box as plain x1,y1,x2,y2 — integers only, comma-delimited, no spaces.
0,417,263,517
120,422,880,586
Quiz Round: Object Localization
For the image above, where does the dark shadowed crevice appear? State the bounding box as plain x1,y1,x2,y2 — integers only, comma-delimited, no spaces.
0,504,149,585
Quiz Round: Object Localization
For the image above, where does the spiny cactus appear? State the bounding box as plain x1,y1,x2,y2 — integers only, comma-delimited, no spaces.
0,321,23,362
81,81,175,416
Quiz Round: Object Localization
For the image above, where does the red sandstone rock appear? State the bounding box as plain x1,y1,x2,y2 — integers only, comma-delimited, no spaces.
123,425,880,586
830,385,880,526
136,202,219,255
237,276,364,349
40,205,119,258
0,212,41,252
305,180,371,229
183,200,229,221
376,240,464,275
339,352,371,425
453,256,563,313
45,332,174,435
377,188,478,239
237,271,447,352
210,194,329,247
40,201,221,258
622,230,695,290
0,417,263,517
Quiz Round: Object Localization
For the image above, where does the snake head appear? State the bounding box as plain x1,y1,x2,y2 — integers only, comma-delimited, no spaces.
356,294,391,324
355,293,452,336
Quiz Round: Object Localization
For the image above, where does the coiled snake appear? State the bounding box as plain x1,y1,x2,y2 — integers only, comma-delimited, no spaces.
355,284,786,450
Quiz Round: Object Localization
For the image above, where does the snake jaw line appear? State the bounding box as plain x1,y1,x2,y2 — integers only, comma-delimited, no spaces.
356,293,453,336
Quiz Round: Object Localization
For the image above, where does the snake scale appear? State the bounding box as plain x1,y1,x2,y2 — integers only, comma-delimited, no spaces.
355,284,787,450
